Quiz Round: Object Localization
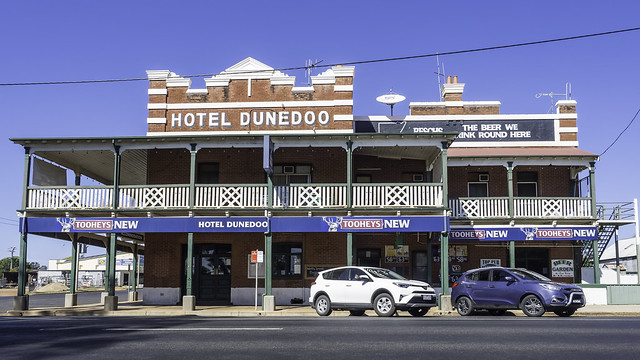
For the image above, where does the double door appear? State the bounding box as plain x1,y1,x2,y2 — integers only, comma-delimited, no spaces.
184,243,232,305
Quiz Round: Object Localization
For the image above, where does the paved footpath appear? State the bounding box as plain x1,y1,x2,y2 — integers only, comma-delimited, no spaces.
3,301,640,317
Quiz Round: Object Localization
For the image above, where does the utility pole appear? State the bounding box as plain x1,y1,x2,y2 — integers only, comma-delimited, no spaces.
8,247,16,270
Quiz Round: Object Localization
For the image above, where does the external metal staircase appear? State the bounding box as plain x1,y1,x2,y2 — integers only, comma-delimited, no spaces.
581,201,636,266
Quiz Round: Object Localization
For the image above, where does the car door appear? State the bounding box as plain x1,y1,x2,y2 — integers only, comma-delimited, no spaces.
343,268,376,305
488,269,522,307
466,269,492,305
321,268,349,304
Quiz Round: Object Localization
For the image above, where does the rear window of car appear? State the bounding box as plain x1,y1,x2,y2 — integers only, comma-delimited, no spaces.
468,270,490,281
323,269,347,280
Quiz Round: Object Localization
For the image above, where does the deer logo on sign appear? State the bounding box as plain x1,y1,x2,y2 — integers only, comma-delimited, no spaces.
520,227,538,241
322,217,343,232
56,218,75,232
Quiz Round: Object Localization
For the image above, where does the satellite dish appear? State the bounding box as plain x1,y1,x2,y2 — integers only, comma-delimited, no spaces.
376,89,406,116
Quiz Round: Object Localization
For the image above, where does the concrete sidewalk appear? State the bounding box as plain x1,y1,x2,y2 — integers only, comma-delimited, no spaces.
4,302,640,317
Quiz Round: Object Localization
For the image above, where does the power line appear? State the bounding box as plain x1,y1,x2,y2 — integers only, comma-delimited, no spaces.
600,105,640,157
0,217,18,223
1,26,639,87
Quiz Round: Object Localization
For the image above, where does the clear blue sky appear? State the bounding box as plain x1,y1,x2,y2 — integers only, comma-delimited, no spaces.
1,1,639,266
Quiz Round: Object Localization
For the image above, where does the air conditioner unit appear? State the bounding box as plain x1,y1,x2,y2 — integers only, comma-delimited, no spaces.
283,165,295,174
479,174,489,182
412,174,424,182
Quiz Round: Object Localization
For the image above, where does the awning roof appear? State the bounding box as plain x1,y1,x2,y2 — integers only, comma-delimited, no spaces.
11,133,457,185
447,147,598,168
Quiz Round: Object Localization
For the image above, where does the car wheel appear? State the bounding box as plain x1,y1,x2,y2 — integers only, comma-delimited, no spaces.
373,293,396,317
553,309,576,317
488,309,506,316
315,295,332,316
521,295,545,317
456,296,475,316
349,310,366,316
408,308,429,317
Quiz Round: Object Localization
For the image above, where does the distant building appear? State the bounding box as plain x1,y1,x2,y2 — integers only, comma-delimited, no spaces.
41,252,144,288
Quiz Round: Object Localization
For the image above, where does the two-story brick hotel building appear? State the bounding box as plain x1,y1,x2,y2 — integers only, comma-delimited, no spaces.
11,57,599,310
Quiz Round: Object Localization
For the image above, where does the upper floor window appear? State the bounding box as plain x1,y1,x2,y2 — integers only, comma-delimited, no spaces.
273,164,311,185
517,171,538,197
468,182,488,197
197,162,219,184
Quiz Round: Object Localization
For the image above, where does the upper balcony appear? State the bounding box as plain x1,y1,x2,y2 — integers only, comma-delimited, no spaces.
449,197,593,219
26,182,445,212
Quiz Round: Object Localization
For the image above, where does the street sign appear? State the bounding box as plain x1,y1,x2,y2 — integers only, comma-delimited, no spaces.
251,250,264,263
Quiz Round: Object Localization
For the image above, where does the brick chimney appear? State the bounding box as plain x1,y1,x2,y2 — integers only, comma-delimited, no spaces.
441,75,465,101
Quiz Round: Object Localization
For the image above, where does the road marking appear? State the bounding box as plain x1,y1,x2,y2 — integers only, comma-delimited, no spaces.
106,327,283,331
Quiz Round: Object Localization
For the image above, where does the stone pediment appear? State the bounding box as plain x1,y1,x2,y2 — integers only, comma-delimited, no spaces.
215,57,290,80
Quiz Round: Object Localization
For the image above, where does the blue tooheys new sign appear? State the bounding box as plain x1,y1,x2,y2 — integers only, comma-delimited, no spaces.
449,226,597,241
21,215,448,233
22,217,270,233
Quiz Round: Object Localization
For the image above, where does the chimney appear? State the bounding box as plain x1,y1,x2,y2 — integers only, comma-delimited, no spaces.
441,75,464,101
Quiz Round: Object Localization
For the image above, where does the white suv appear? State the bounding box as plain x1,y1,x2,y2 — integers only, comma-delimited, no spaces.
309,266,437,317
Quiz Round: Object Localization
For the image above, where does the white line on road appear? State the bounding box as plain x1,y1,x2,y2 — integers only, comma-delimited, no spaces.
105,327,283,331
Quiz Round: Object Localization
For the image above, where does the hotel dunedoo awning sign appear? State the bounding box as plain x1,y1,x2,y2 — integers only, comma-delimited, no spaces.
356,119,555,142
449,227,598,241
22,216,448,233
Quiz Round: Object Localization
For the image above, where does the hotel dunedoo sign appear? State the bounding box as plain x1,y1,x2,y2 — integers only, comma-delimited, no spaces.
356,119,555,142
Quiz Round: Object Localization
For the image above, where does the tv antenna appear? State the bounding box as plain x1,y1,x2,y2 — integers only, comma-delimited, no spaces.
536,82,572,113
376,89,406,116
435,54,445,101
305,59,323,86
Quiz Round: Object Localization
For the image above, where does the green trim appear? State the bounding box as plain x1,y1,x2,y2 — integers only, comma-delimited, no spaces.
70,235,78,295
186,233,194,296
507,161,514,217
108,233,117,297
346,233,353,266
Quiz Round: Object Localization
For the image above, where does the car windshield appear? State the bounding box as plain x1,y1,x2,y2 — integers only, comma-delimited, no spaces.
510,269,551,281
365,268,407,280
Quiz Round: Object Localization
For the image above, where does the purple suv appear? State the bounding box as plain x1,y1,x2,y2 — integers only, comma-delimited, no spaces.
451,267,585,317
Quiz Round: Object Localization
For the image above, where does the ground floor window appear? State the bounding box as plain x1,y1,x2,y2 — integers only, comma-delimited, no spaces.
273,242,302,278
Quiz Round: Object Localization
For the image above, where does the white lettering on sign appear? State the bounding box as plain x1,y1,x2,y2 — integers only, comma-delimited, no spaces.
113,220,139,230
171,111,331,129
486,230,508,238
536,229,572,239
450,230,485,239
413,127,444,133
384,219,410,228
573,229,596,238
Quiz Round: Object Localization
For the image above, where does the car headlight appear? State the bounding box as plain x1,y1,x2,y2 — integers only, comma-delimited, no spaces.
393,282,412,288
540,283,562,291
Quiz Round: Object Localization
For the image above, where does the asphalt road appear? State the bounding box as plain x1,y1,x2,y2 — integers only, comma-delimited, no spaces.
0,290,130,313
1,316,639,360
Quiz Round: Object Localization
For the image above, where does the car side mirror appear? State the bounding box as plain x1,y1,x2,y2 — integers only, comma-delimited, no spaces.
358,275,371,282
505,276,515,282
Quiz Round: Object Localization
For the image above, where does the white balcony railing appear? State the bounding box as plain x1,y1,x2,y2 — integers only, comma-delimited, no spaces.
195,185,268,208
27,183,446,211
119,185,190,209
353,184,443,208
450,197,593,219
514,198,592,218
449,198,509,218
273,184,347,208
28,186,113,209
